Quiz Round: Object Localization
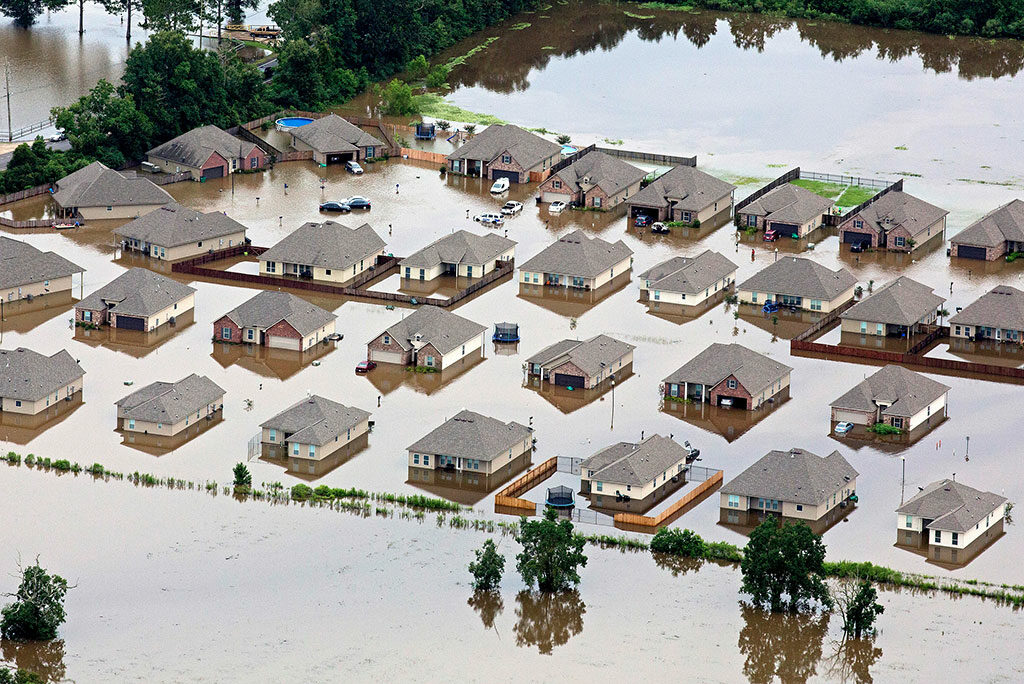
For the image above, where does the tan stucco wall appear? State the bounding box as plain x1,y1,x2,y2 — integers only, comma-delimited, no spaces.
641,269,737,306
439,332,484,368
147,155,203,181
260,249,385,283
1,380,81,415
582,453,687,500
77,203,167,220
407,434,531,475
738,284,855,312
277,417,370,461
2,274,74,302
141,293,195,331
130,230,247,261
120,392,223,436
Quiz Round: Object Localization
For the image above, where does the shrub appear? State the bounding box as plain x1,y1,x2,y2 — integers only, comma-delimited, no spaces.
515,509,587,592
52,460,71,471
0,560,70,640
469,539,505,591
291,484,313,500
381,79,416,116
425,64,450,88
232,462,252,488
868,422,902,435
650,527,706,558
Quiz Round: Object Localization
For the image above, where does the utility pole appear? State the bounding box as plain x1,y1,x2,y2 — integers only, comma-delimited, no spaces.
4,58,12,143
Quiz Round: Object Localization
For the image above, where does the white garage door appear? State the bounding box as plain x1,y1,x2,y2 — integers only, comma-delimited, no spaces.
268,335,301,351
370,349,404,364
832,409,868,424
542,192,571,204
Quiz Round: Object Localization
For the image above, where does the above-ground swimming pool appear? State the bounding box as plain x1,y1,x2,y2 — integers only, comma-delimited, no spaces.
276,117,315,131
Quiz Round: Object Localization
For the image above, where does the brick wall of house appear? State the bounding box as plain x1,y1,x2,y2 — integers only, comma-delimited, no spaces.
838,214,878,247
671,206,702,223
202,152,229,176
267,319,302,349
951,241,1003,261
736,213,766,230
586,185,611,209
537,175,578,201
709,375,753,409
75,307,108,325
367,334,412,363
244,146,266,170
549,360,591,387
214,316,243,343
488,153,526,182
418,342,444,370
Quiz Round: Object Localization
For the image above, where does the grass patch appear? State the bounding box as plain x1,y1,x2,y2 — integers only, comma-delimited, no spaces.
639,1,696,9
836,185,876,207
897,171,923,177
541,45,556,50
509,22,531,30
411,93,507,126
765,163,787,168
726,175,769,186
894,145,908,150
790,178,845,199
443,36,500,71
602,138,624,145
957,177,1016,187
624,10,655,18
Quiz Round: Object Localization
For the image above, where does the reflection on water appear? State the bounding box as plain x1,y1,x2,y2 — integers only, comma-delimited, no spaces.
211,339,337,381
0,637,65,683
0,290,76,335
738,603,829,684
831,415,948,452
661,389,789,443
824,638,884,684
513,590,585,655
518,272,632,319
522,364,633,415
468,590,504,631
738,303,820,341
117,410,225,456
261,432,371,480
720,503,856,538
641,288,729,324
363,350,486,396
407,451,531,505
74,308,195,358
652,553,704,578
0,392,84,445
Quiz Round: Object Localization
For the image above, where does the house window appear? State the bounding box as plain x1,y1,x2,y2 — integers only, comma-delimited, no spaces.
414,454,419,464
906,515,913,528
501,154,511,164
250,156,258,169
727,495,739,508
128,419,135,430
327,269,332,276
682,211,692,222
467,266,473,277
405,267,411,279
854,220,863,229
246,329,254,341
593,197,602,208
533,272,539,283
43,280,49,287
269,429,276,442
952,532,959,546
221,327,231,340
894,236,906,247
198,242,203,248
860,321,867,334
423,454,429,466
751,292,758,303
83,310,92,322
308,444,315,458
425,356,435,367
451,160,461,172
292,443,299,456
810,300,822,311
232,159,237,169
160,248,165,258
934,530,941,543
726,379,737,389
876,323,884,335
653,290,660,301
746,214,756,227
553,180,562,189
596,482,603,492
796,504,803,511
266,261,276,273
383,334,390,345
892,417,904,429
419,269,425,280
14,401,20,407
461,344,465,355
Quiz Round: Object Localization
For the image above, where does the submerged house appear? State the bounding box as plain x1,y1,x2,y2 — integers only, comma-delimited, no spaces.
215,290,337,351
116,373,225,438
446,123,561,183
519,229,633,291
949,285,1024,343
526,334,634,389
738,256,857,313
0,236,84,304
114,202,248,261
75,267,195,332
580,434,692,511
735,183,835,238
537,151,646,209
625,165,736,225
289,114,385,164
406,409,532,475
950,199,1024,261
400,230,515,281
367,305,487,370
261,395,371,466
638,249,738,306
0,347,84,416
52,161,172,220
830,365,949,432
896,479,1007,564
839,276,944,337
663,343,791,410
259,221,387,283
837,190,948,251
146,125,266,180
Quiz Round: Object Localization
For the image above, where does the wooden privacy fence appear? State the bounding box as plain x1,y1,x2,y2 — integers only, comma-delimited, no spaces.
401,148,448,164
0,216,68,229
494,456,558,515
735,167,800,213
613,470,724,530
595,147,697,167
792,299,856,342
0,183,52,207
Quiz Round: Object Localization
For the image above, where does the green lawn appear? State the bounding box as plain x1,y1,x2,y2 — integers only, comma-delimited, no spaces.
789,179,877,207
411,94,507,126
836,185,877,207
790,179,845,198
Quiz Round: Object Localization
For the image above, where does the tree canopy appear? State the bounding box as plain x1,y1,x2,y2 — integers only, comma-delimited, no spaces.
468,539,505,591
0,560,70,641
52,80,153,169
0,0,65,28
515,508,587,593
740,519,831,613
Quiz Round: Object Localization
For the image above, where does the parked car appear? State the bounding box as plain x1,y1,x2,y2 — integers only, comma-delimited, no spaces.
48,132,67,142
139,161,161,174
651,222,669,234
834,421,854,435
474,212,504,226
850,241,869,253
490,177,510,194
719,398,734,408
634,214,651,227
501,201,523,216
345,160,364,174
763,228,779,242
319,201,351,212
549,201,567,214
342,196,371,210
355,360,377,373
762,301,780,314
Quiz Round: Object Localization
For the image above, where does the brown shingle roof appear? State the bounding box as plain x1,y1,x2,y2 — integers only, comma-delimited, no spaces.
519,229,632,279
52,161,172,210
447,124,560,170
638,250,737,295
840,276,944,326
741,183,834,224
721,448,858,506
627,165,736,213
550,151,646,198
738,257,856,302
147,125,257,169
949,285,1024,331
290,114,384,154
952,199,1024,249
830,365,949,418
847,191,948,239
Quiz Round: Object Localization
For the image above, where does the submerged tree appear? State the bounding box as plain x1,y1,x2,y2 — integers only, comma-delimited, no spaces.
740,519,831,613
0,668,43,684
515,508,587,593
232,462,252,488
833,579,885,639
468,539,504,591
0,559,70,641
0,0,65,28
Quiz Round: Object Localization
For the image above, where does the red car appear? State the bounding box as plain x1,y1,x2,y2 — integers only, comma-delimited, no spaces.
355,360,377,373
763,228,779,242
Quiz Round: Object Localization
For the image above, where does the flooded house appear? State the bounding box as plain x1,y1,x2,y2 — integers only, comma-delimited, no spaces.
367,305,486,370
399,230,515,282
949,285,1024,342
113,202,248,261
258,220,387,283
896,479,1008,565
830,365,949,433
115,373,225,438
737,256,857,313
51,161,172,220
146,124,267,180
735,183,835,238
637,249,738,307
260,395,371,472
837,190,948,252
406,409,533,477
288,114,385,164
720,448,858,532
75,267,195,332
525,334,634,390
519,229,633,291
0,236,84,304
949,199,1024,260
537,150,646,209
446,123,561,182
625,165,736,226
580,434,692,512
0,347,84,416
839,276,945,337
214,290,337,351
663,342,791,410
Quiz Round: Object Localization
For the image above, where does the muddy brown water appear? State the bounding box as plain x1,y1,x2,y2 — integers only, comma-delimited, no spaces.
4,2,1024,680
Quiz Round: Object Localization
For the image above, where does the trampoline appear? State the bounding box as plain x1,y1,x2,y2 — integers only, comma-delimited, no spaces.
275,117,314,131
545,485,575,508
493,322,520,343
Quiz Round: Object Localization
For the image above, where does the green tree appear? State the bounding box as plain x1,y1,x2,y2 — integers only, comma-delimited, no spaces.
740,519,831,613
650,527,706,558
0,668,43,684
0,139,88,194
0,0,65,27
0,560,70,641
52,80,154,169
555,134,571,145
381,79,415,116
834,579,884,638
515,508,587,593
468,539,505,591
99,0,144,41
425,64,450,88
435,120,451,132
464,124,476,136
139,0,202,33
406,54,429,79
232,462,252,488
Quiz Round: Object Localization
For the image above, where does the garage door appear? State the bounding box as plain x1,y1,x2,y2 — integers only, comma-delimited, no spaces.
326,152,354,164
491,169,520,184
843,230,872,244
269,335,301,351
554,373,585,388
770,222,799,238
630,205,657,218
115,315,145,331
832,409,868,424
718,396,747,409
542,192,571,204
202,165,225,179
369,349,404,365
956,245,988,260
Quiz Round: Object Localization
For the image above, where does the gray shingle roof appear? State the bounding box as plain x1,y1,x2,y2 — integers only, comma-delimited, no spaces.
663,343,791,397
407,409,531,461
0,236,84,290
830,365,949,418
447,124,560,170
850,191,948,238
550,151,646,198
740,183,835,224
147,125,257,169
379,305,486,355
638,249,738,295
721,448,859,506
526,334,635,377
840,276,944,326
77,267,195,318
290,114,384,154
260,395,370,446
113,202,248,248
627,165,736,213
0,347,84,402
399,230,515,270
582,434,689,487
897,479,1006,533
116,373,224,424
52,161,172,209
952,199,1024,249
221,290,336,336
519,229,633,279
260,221,386,271
949,285,1024,331
738,256,857,302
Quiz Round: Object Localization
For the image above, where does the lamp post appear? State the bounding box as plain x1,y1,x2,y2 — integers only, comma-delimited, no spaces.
610,373,616,429
901,456,906,505
965,435,970,459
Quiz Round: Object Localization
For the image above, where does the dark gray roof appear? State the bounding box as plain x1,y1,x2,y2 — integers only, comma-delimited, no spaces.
116,373,224,424
260,221,386,271
52,161,172,209
550,151,646,197
399,230,515,270
221,291,336,336
850,191,948,237
0,236,84,290
949,285,1024,331
77,267,195,318
260,395,370,446
581,435,689,487
290,114,384,153
953,199,1024,249
638,250,738,295
525,334,635,377
379,305,486,355
830,365,949,418
519,229,633,278
113,202,248,248
840,276,944,326
897,479,1006,533
406,409,531,461
721,448,859,506
627,165,736,213
147,125,257,168
0,347,84,402
447,124,560,170
740,183,834,224
663,343,791,397
738,256,857,301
